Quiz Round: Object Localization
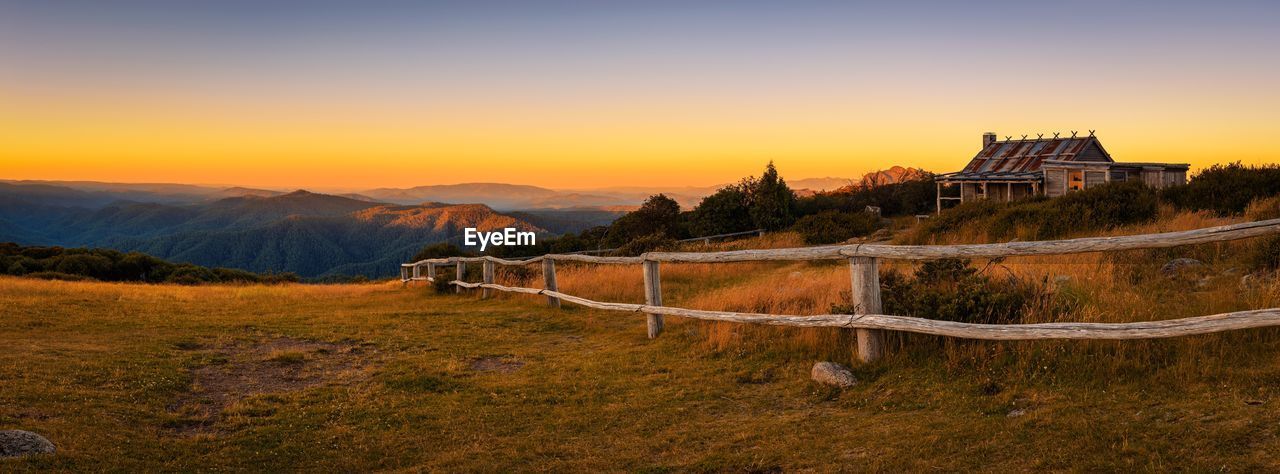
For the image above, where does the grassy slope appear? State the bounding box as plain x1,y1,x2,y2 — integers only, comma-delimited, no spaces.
4,276,1280,471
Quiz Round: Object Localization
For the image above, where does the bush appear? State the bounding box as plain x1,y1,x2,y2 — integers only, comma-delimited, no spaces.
1253,236,1280,272
798,173,937,218
615,233,677,257
1161,162,1280,215
830,259,1056,325
913,182,1159,242
746,162,799,231
260,272,302,284
687,185,754,236
25,271,93,282
790,210,880,245
0,243,293,284
602,194,685,248
165,265,218,285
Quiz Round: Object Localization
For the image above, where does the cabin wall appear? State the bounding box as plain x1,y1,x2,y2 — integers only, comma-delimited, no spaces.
1141,169,1163,187
1044,168,1066,197
1010,183,1034,200
1084,171,1107,189
988,183,1008,201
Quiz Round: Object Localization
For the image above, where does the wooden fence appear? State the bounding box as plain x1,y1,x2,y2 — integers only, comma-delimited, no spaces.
400,218,1280,362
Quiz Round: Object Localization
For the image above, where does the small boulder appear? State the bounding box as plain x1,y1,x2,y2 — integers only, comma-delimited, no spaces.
1160,258,1204,278
0,430,55,458
811,362,857,388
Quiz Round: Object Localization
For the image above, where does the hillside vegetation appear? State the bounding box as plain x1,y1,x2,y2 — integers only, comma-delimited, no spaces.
0,190,545,278
4,274,1280,471
8,164,1280,469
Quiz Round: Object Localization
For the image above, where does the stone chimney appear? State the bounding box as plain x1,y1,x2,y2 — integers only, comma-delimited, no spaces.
982,132,997,148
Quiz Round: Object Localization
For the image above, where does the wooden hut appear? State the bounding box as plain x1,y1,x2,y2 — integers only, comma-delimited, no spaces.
935,132,1188,212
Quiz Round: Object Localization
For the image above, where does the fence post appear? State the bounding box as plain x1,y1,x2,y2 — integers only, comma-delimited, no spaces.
849,256,884,363
542,258,560,308
482,260,495,299
426,262,436,282
642,260,663,338
455,260,465,294
400,266,408,286
412,263,421,281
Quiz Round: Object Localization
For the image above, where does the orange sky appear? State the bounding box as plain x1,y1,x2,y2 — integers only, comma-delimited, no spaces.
3,2,1278,190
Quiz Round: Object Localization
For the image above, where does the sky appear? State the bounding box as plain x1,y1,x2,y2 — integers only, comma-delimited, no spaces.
2,0,1278,190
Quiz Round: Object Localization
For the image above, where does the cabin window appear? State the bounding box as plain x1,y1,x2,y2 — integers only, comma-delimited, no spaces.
1110,170,1127,182
1068,171,1084,191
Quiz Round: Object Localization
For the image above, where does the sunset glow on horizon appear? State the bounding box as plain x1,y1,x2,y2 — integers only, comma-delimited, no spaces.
3,1,1278,190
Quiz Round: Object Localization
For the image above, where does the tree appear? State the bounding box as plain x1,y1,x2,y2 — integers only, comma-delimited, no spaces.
602,194,684,247
688,184,753,236
746,162,798,231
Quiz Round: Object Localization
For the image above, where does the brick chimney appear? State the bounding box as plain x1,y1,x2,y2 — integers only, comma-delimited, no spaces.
982,132,997,148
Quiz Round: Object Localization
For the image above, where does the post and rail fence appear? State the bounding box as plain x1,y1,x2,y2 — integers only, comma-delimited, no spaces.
401,218,1280,362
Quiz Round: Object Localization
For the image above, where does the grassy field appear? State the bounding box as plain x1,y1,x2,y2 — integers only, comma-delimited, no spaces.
5,264,1280,471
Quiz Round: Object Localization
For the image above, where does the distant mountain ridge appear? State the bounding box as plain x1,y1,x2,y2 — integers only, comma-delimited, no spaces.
0,188,547,278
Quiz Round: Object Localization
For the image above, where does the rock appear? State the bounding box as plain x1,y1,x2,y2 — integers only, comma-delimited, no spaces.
868,228,892,241
1242,274,1258,289
1160,258,1204,278
0,430,55,458
811,362,857,388
1053,275,1071,285
1007,408,1028,418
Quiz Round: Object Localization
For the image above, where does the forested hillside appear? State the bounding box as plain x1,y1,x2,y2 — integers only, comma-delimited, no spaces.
0,189,545,278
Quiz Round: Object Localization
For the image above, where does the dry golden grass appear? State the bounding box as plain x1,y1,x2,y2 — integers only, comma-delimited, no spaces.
6,210,1280,470
514,212,1280,381
7,273,1280,470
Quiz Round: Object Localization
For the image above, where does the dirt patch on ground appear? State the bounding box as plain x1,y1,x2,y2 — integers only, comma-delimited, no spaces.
469,356,523,373
167,336,378,434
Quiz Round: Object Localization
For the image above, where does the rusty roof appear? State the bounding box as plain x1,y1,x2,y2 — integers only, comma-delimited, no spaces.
939,134,1113,181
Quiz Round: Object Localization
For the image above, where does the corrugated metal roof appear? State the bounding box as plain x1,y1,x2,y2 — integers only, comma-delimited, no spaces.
944,135,1111,180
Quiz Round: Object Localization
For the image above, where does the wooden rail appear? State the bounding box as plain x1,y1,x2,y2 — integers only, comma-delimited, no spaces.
402,217,1280,362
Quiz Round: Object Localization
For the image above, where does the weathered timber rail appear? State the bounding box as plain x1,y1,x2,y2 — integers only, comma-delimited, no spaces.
400,217,1280,362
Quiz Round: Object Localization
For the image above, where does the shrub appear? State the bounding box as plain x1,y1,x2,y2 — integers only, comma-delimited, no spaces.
1253,236,1280,272
25,271,93,282
830,259,1056,325
746,162,799,231
687,184,754,236
1161,162,1280,215
602,194,685,248
164,265,219,285
798,173,937,218
260,272,302,284
615,233,677,257
790,210,880,245
912,182,1159,242
6,258,34,275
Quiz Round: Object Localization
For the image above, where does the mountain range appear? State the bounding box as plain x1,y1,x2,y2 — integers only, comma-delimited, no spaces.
0,185,555,278
0,169,918,277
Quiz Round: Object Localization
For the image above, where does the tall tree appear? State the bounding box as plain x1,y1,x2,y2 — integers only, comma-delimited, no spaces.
747,162,798,231
602,194,684,247
688,184,753,236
